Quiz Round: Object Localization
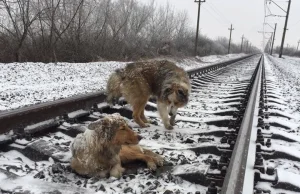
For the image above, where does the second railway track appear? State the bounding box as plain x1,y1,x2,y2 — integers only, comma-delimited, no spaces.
1,54,297,194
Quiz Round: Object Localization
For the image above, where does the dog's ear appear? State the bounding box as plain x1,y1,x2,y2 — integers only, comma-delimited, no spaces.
87,120,102,131
176,84,189,104
87,117,113,131
162,87,173,100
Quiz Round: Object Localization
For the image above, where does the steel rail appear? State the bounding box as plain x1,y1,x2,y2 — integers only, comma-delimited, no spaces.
0,92,106,134
220,55,263,194
187,54,255,77
0,54,255,134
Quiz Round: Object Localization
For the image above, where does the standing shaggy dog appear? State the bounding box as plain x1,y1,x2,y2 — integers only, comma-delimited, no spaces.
70,113,142,178
106,60,191,130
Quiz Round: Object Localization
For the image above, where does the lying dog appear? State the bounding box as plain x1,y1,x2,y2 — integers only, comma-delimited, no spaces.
106,60,191,130
70,113,142,178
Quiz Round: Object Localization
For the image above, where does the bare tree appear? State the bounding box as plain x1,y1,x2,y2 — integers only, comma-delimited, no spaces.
34,0,84,62
0,0,259,63
0,0,44,61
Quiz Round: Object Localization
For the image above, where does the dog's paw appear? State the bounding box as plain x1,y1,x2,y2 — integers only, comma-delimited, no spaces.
170,119,176,126
142,118,150,123
98,170,109,178
110,167,124,179
154,156,164,167
119,167,125,173
170,115,176,126
139,123,150,128
109,171,121,179
147,161,157,171
165,124,173,130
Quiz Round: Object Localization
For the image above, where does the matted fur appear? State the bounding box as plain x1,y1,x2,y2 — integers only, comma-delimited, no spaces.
106,60,191,129
70,113,141,178
106,70,123,105
120,144,164,171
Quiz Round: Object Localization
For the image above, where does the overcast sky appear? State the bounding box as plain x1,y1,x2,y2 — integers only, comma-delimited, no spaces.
141,0,300,51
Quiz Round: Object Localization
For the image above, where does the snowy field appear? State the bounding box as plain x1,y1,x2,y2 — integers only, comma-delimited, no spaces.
0,54,245,111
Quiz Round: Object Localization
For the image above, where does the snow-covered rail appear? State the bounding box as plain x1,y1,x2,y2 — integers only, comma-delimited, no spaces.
4,54,295,194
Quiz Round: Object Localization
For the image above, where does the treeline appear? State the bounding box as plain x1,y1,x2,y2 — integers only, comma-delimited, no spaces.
272,46,300,58
0,0,258,63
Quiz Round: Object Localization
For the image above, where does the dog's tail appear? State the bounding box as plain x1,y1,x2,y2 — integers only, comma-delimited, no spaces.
106,69,123,105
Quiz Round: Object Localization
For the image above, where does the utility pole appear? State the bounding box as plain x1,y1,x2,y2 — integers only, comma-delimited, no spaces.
194,0,206,56
245,40,248,53
270,23,277,55
269,34,273,54
279,0,291,58
249,43,252,53
297,40,300,51
241,35,244,52
228,24,234,54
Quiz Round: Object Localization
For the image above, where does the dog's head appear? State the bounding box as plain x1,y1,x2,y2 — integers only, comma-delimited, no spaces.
163,81,191,108
87,113,142,145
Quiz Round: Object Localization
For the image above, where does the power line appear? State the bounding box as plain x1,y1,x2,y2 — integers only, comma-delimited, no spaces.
265,0,293,58
267,0,287,13
202,6,226,26
263,0,267,50
266,2,272,15
289,19,300,28
206,2,231,24
209,1,231,21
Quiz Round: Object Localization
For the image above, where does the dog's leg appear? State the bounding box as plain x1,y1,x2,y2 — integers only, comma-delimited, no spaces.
169,106,178,126
157,100,173,130
143,149,164,167
110,163,124,178
133,105,147,128
109,156,125,179
132,99,149,128
97,169,109,178
140,103,149,123
70,158,89,176
122,152,158,171
120,145,161,171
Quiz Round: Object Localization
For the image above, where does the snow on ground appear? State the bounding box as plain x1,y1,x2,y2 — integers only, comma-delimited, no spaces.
257,54,300,193
0,119,211,194
265,55,300,117
272,54,300,63
0,57,258,193
0,53,246,111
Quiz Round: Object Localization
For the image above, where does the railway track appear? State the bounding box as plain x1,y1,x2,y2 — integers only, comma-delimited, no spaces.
0,54,299,194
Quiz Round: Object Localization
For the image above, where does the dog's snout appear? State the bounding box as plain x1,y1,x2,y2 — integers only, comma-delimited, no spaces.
169,112,174,116
137,135,143,141
185,97,189,103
